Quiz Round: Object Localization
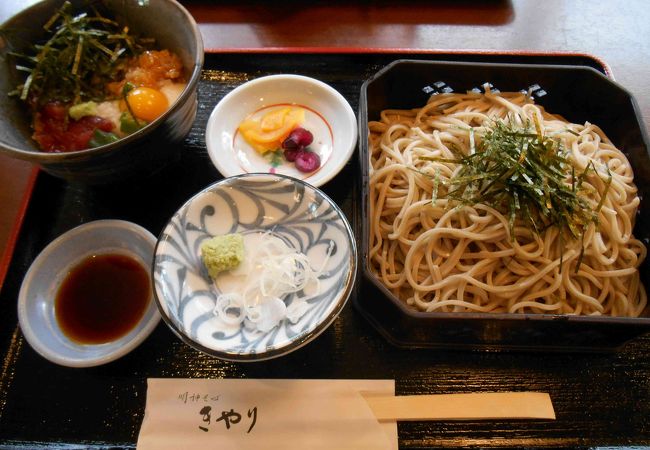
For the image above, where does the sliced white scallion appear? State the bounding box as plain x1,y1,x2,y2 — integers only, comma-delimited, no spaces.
211,232,333,332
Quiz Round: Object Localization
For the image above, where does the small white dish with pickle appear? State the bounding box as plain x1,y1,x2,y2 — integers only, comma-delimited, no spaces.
205,74,357,187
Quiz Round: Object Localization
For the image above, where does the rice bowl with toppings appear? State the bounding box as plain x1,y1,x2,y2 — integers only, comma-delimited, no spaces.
0,0,204,183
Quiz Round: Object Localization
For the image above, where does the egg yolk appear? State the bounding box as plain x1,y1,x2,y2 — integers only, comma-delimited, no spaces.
126,87,169,122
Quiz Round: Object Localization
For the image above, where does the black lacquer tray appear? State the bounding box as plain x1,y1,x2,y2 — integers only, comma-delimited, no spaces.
1,52,649,449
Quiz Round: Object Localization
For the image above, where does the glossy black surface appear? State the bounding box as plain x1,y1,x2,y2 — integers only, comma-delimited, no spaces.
0,53,649,449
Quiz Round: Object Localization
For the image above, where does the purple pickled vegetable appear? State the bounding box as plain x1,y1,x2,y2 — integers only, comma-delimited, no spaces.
282,127,313,150
283,147,301,162
294,150,321,173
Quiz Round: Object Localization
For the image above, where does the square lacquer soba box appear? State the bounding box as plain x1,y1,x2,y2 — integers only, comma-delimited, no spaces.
357,59,650,352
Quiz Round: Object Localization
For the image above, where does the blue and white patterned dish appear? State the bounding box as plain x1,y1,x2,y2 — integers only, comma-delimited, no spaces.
153,173,356,361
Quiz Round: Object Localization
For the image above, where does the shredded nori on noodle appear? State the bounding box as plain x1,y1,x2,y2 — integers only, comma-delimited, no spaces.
420,119,612,270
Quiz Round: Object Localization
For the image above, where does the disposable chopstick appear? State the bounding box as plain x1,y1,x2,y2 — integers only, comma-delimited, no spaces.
361,392,555,421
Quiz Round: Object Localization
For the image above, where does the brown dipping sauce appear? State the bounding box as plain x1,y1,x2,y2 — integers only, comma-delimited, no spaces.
55,253,151,345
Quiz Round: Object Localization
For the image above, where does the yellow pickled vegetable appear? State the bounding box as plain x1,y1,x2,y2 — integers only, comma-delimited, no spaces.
238,106,305,154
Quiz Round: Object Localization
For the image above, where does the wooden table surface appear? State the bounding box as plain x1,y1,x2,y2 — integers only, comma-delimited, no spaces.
1,1,650,449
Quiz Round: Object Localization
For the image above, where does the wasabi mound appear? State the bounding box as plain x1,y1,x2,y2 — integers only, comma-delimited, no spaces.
200,233,244,279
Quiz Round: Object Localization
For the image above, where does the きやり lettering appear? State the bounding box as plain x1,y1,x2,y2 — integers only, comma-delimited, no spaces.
198,406,258,433
176,391,258,434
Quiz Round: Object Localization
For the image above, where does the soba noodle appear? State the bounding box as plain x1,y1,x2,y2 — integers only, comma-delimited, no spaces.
368,91,647,316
